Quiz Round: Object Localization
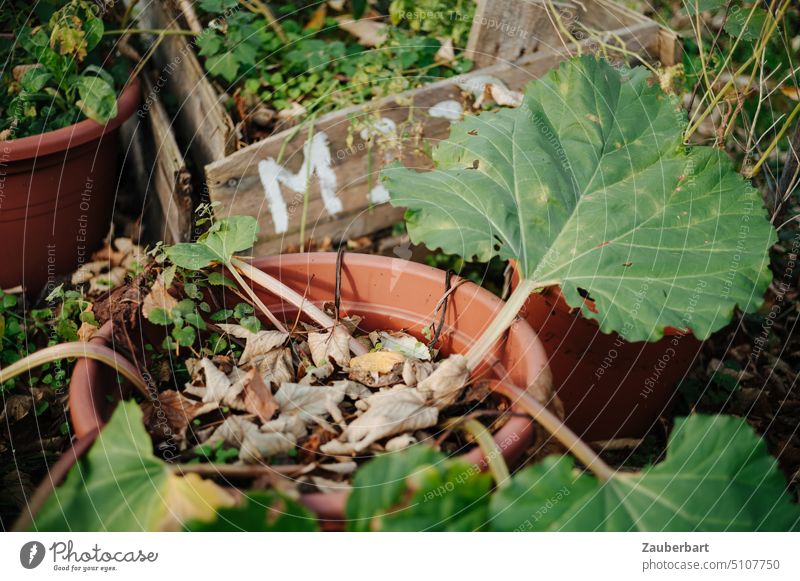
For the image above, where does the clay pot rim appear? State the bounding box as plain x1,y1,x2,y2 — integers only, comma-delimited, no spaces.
510,260,689,338
1,77,142,161
67,253,552,525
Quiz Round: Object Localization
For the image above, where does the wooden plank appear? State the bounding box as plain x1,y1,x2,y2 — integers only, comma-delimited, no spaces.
139,0,233,168
206,19,663,253
140,74,193,244
465,0,562,68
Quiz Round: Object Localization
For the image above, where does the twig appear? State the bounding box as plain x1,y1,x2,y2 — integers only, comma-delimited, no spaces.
491,380,615,481
230,257,368,356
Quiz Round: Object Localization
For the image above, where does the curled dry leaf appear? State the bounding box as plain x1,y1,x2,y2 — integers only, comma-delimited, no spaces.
402,358,434,387
435,38,455,63
308,324,351,368
339,387,438,452
217,324,288,365
250,347,294,387
417,354,469,408
184,358,246,411
319,461,358,474
241,368,279,422
312,475,351,494
141,279,178,319
348,351,405,387
385,433,418,452
77,320,99,342
336,17,387,47
483,83,524,108
299,362,334,384
205,415,296,463
260,414,308,439
274,382,346,427
377,331,430,360
142,390,208,443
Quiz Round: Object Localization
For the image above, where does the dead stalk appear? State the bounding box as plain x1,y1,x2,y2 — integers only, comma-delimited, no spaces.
230,257,368,356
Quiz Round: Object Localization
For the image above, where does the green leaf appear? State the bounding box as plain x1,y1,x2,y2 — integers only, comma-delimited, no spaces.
723,8,769,42
164,216,258,269
489,415,800,531
164,243,219,270
185,491,319,531
75,74,117,123
208,271,237,288
146,307,172,325
34,402,232,531
205,52,240,83
202,215,260,261
84,17,104,51
34,402,171,531
20,67,51,93
378,459,493,531
384,56,776,341
352,0,368,19
346,446,445,531
680,0,726,14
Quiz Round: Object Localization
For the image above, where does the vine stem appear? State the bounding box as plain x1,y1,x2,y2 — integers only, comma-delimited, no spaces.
226,260,288,333
465,278,541,370
492,381,615,482
0,343,148,399
460,419,511,488
230,257,368,356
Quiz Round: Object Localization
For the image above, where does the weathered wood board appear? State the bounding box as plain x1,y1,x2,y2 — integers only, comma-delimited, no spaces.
143,0,679,253
120,73,193,245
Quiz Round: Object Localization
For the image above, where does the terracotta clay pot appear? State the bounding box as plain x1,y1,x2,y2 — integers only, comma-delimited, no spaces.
0,78,141,294
512,265,701,440
69,253,553,525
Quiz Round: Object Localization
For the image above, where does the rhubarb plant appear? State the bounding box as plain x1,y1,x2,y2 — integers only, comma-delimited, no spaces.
383,55,777,369
347,413,800,531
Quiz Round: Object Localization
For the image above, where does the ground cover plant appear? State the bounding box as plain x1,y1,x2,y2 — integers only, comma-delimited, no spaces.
0,0,134,139
192,0,474,141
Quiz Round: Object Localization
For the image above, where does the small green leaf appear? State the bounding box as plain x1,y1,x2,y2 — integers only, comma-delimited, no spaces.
164,243,218,270
75,74,117,123
206,52,240,83
723,7,769,42
20,67,51,93
208,271,237,288
147,307,172,326
84,17,104,51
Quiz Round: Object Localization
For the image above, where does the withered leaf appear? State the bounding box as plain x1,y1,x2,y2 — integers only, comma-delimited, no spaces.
341,387,438,452
142,390,207,442
348,351,405,387
217,324,288,365
242,368,279,422
308,324,351,368
417,354,469,408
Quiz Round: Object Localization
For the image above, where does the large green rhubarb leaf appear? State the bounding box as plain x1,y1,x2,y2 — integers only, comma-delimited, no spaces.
489,414,800,531
33,402,233,531
384,56,776,341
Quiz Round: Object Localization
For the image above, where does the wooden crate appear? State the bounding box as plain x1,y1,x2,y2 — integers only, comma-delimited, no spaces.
120,72,193,245
141,0,679,254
